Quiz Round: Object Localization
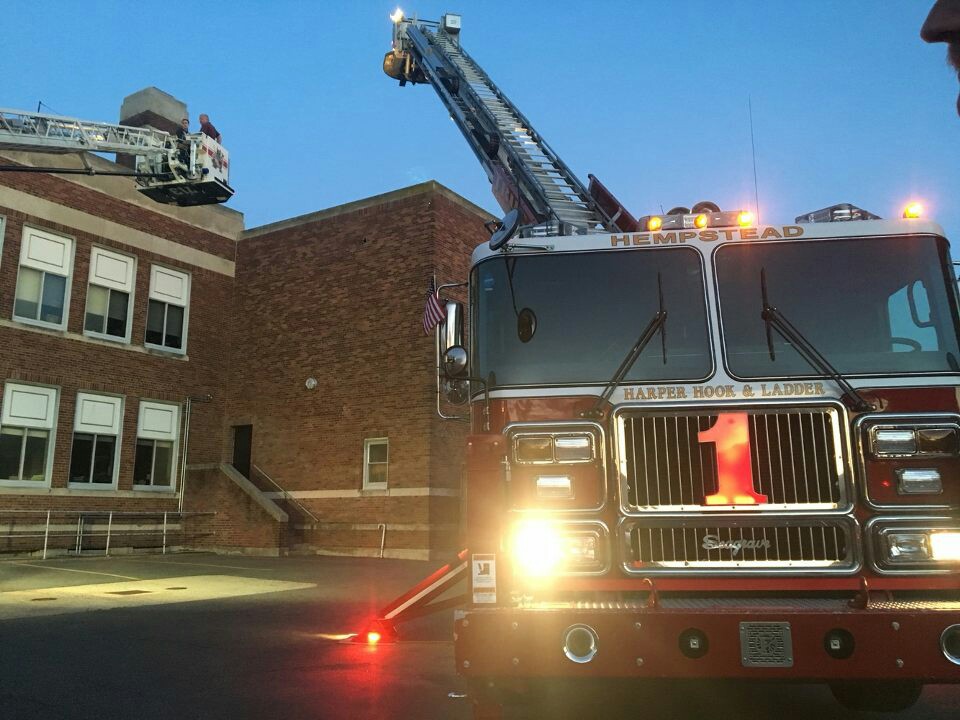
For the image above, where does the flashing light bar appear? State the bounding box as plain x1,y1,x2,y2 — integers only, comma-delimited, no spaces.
795,203,881,223
638,209,753,232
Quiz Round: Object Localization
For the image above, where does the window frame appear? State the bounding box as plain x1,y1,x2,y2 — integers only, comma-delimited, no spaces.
12,225,75,332
0,382,60,488
68,392,124,490
144,264,191,355
83,246,136,345
133,400,180,491
362,437,389,490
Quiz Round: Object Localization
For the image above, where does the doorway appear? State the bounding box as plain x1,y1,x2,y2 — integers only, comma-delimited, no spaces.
232,425,252,479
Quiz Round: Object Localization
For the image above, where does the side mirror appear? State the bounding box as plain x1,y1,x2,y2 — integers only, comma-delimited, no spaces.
437,299,470,406
443,379,469,405
442,301,464,354
442,346,468,378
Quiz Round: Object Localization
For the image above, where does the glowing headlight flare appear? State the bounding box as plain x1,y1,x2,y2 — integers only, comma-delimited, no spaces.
737,210,755,227
390,7,404,23
512,520,563,577
694,213,708,229
931,532,960,561
647,216,663,232
510,520,604,578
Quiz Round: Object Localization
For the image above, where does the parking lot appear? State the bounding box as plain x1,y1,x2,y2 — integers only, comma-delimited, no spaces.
1,554,957,719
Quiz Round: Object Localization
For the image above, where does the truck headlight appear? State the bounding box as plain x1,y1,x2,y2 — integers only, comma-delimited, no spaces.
554,435,593,462
875,523,960,569
510,520,605,577
513,431,595,464
885,532,931,563
515,436,553,463
870,426,960,458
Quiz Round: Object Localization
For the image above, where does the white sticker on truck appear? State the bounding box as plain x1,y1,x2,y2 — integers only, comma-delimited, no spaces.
471,554,496,604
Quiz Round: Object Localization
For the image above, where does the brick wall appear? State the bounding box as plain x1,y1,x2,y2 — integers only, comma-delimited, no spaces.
230,183,490,558
0,161,489,559
0,160,280,555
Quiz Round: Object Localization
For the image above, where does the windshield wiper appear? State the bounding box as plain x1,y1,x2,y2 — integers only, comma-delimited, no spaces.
760,268,874,412
583,273,667,419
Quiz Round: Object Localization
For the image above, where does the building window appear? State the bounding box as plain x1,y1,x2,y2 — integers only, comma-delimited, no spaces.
145,265,190,352
84,247,135,342
0,383,59,486
69,393,123,487
13,226,74,330
363,438,389,489
133,400,180,489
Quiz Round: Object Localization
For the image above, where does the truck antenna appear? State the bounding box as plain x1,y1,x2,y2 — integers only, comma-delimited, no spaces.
749,96,761,225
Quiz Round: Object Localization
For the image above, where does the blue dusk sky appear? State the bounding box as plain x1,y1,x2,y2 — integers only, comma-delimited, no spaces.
2,1,957,238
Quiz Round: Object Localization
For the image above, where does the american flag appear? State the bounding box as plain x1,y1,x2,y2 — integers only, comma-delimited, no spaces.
422,277,446,335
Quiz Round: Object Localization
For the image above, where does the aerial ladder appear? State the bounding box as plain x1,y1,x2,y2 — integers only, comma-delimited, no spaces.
0,107,233,207
383,11,639,236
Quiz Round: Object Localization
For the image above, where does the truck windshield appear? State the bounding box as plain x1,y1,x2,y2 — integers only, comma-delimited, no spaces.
715,235,960,377
472,248,711,387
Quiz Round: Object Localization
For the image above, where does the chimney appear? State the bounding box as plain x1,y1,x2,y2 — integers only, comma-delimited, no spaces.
117,87,188,168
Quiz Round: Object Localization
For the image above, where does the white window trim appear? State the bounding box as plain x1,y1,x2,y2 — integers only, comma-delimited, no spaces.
12,225,75,332
362,437,389,490
144,264,191,355
83,246,136,345
133,399,180,492
68,392,124,490
0,381,60,489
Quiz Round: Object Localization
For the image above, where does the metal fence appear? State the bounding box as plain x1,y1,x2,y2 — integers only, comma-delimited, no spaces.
0,510,216,559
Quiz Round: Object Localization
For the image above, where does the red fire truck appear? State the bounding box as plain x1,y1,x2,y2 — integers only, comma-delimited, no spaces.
379,11,960,717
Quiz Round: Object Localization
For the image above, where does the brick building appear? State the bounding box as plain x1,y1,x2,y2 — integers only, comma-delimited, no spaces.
0,89,490,559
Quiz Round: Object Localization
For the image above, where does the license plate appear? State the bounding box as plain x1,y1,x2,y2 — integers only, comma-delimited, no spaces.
740,622,794,667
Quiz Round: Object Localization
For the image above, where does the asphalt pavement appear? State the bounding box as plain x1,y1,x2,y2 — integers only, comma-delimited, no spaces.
0,554,957,719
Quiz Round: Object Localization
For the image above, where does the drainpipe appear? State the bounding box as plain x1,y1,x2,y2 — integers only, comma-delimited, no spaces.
178,394,213,514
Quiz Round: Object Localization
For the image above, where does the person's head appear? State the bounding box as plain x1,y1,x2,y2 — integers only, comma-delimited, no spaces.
921,1,960,116
180,118,189,128
199,114,209,124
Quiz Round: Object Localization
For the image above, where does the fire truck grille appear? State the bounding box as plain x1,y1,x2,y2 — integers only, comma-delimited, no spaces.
623,518,856,572
620,407,847,511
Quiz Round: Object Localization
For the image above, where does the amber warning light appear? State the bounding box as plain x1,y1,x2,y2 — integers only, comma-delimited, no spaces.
902,202,923,219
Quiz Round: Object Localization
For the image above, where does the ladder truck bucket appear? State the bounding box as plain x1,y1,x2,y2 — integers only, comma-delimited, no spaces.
136,133,234,207
137,176,234,207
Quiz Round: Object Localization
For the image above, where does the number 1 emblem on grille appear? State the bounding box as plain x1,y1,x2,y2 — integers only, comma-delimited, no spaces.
698,413,768,505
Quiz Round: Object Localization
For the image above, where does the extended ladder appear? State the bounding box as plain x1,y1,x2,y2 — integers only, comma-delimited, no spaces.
0,108,173,155
392,18,616,236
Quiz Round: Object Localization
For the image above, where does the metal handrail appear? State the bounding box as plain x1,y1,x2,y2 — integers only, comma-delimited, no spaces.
251,465,320,524
0,510,215,559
